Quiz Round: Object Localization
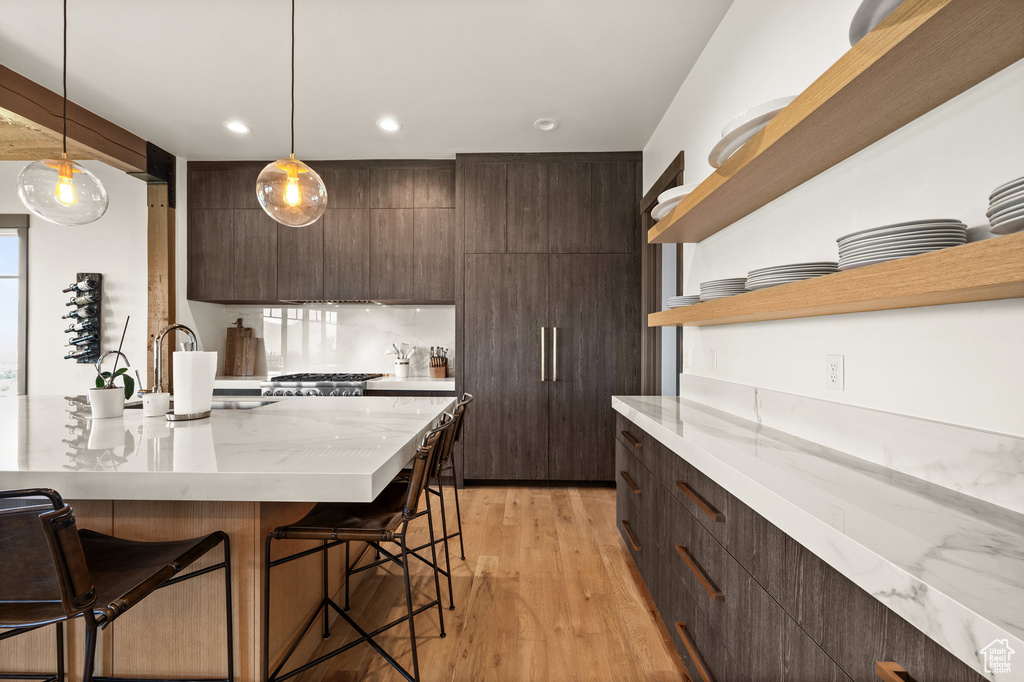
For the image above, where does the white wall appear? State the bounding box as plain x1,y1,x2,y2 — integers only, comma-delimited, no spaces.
644,0,1024,436
0,160,148,396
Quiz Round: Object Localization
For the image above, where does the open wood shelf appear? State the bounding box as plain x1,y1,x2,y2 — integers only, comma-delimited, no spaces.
648,233,1024,327
647,0,1024,245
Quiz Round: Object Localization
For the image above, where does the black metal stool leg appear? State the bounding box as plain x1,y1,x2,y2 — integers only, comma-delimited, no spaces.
434,478,455,609
56,622,65,682
221,534,235,682
448,460,466,560
424,493,447,636
262,534,273,682
344,541,351,612
321,540,331,639
399,535,421,682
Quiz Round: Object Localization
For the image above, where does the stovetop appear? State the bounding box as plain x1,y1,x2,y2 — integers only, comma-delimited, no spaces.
259,373,384,397
265,373,383,383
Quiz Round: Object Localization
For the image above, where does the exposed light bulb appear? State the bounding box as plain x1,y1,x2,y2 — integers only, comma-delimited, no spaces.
55,161,78,206
284,176,301,207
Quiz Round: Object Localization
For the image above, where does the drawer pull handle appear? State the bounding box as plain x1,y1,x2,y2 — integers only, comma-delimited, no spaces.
621,520,641,552
674,621,715,682
677,481,726,522
619,470,641,495
675,545,725,602
876,662,913,682
620,430,642,449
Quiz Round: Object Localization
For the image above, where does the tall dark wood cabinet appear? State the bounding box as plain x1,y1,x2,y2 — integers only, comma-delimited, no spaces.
459,153,642,482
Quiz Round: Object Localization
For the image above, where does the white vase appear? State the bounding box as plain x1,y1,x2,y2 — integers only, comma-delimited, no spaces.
88,387,125,419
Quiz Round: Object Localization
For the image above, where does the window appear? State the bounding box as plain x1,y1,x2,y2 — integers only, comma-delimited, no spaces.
0,217,28,397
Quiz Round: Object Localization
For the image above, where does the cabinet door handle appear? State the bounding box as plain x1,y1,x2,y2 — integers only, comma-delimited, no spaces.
876,662,913,682
620,520,641,551
540,327,547,382
674,622,715,682
620,430,642,449
677,481,726,522
552,326,558,382
619,470,641,495
675,545,725,602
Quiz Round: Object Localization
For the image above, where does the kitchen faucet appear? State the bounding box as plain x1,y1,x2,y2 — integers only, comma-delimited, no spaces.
153,323,198,393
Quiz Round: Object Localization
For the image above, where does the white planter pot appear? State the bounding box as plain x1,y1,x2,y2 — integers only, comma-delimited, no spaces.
88,387,125,419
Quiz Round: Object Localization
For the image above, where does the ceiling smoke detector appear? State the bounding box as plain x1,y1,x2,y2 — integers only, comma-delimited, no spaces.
533,118,559,131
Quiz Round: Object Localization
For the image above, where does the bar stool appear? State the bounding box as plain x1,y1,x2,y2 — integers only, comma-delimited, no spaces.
0,488,233,682
262,418,453,682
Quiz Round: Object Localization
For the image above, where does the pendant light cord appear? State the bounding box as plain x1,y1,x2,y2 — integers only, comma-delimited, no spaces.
62,0,68,156
290,0,295,157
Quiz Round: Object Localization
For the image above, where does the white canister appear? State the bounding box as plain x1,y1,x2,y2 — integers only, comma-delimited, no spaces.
88,387,125,419
143,392,171,418
395,360,410,378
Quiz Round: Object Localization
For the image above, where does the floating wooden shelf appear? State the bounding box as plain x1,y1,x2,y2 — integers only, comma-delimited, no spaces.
648,233,1024,327
647,0,1024,244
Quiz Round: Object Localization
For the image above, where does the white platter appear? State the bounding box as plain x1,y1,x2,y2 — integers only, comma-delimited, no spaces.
989,176,1024,200
708,97,795,169
849,0,904,46
991,215,1024,235
839,246,958,266
987,202,1024,221
991,206,1024,226
839,238,966,257
748,261,838,274
838,231,966,252
652,196,684,222
658,183,700,205
747,272,835,283
987,187,1024,210
720,96,798,138
837,220,964,243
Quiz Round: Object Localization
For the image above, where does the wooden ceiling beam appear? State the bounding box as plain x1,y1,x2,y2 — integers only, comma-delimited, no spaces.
0,64,148,173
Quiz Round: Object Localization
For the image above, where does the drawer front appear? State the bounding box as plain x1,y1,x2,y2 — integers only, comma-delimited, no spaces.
670,451,733,549
616,411,658,473
615,438,645,518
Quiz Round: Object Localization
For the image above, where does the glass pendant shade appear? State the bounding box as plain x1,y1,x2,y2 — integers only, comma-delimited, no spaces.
17,158,108,225
256,157,328,227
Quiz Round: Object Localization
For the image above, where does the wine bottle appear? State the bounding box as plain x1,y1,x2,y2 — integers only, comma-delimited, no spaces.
66,334,99,346
62,278,98,293
64,320,98,333
64,348,97,359
62,305,98,319
65,293,98,307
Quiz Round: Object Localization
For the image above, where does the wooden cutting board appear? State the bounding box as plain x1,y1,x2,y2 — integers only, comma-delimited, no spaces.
224,319,257,376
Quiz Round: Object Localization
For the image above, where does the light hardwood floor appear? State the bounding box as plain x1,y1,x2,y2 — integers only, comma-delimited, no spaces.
290,485,690,682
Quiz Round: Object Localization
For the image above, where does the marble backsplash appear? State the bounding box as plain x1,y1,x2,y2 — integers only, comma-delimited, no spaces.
223,304,455,377
678,374,1024,514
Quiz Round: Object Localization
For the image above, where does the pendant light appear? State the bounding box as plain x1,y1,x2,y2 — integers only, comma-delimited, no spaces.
255,0,327,227
17,0,108,226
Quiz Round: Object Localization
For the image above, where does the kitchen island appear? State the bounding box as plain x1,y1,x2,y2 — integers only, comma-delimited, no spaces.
0,395,455,682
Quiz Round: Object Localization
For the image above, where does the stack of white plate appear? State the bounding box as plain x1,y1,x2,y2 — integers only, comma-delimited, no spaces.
988,176,1024,235
699,278,747,302
745,262,839,291
837,220,967,270
652,183,699,222
666,295,701,309
708,96,795,169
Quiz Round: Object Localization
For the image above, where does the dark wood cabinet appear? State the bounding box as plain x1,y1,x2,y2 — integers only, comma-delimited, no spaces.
548,162,592,253
462,162,506,254
464,254,549,479
187,161,457,303
506,162,548,253
615,413,986,682
323,208,370,300
548,254,640,480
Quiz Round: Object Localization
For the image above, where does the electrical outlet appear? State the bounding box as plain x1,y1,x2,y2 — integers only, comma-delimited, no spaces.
683,348,692,370
826,354,844,390
825,501,846,533
709,350,718,372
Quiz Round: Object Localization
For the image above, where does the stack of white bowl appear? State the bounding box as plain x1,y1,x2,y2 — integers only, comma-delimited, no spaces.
699,278,747,302
745,262,839,291
666,295,701,309
987,176,1024,235
837,220,967,270
652,183,698,223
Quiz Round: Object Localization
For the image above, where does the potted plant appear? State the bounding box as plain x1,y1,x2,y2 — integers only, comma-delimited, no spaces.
88,319,135,419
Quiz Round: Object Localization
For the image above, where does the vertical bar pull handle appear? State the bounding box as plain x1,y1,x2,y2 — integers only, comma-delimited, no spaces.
675,622,715,682
875,663,913,682
541,327,547,382
552,327,558,382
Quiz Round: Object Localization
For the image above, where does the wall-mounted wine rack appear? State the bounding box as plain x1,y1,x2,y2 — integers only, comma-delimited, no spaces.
62,272,102,364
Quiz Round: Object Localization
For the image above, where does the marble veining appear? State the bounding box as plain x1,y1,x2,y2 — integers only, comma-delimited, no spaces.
679,375,1024,514
613,394,1024,681
1,395,455,503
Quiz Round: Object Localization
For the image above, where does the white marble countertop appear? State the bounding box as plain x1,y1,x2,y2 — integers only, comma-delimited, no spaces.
613,395,1024,681
366,377,456,392
0,395,455,503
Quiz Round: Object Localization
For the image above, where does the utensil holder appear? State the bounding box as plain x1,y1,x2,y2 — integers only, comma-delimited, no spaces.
395,360,410,378
429,361,448,378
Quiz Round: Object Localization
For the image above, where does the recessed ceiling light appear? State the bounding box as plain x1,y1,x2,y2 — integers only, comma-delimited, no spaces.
533,118,559,131
223,120,251,134
377,118,402,132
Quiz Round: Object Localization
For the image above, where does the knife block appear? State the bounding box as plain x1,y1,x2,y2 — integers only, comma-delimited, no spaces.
429,360,448,378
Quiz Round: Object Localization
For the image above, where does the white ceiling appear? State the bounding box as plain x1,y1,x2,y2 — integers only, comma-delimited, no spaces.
0,0,732,161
